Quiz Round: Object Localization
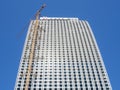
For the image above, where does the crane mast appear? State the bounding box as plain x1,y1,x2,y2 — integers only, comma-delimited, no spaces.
25,4,46,90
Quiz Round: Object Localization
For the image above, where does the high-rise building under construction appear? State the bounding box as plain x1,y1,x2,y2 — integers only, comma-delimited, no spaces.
14,17,112,90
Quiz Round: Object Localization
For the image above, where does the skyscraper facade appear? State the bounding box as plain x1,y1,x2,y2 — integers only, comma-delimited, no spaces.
15,17,112,90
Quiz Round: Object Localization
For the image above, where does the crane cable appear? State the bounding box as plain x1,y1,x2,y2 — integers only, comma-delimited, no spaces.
16,4,46,39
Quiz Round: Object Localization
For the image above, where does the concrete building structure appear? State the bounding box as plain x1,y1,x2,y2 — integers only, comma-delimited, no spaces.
15,17,112,90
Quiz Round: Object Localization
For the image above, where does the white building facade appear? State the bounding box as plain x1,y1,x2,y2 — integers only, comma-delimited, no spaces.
15,17,112,90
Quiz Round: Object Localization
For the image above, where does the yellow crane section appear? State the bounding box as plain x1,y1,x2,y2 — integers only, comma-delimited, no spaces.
25,4,46,90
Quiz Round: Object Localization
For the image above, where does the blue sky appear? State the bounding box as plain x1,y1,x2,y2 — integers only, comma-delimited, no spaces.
0,0,120,90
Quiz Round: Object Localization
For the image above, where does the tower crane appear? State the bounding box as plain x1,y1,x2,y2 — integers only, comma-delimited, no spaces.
25,4,46,90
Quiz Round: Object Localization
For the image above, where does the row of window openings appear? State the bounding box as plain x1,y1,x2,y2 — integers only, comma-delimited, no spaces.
21,62,103,66
27,34,81,40
18,82,105,87
26,37,96,45
21,63,103,70
18,76,106,83
20,68,104,75
22,56,97,60
22,59,101,62
24,47,99,54
20,66,104,73
17,81,109,88
18,79,105,83
23,55,100,60
20,66,100,70
24,51,99,55
28,30,79,37
27,33,74,37
27,36,84,40
21,61,103,68
21,59,101,63
25,46,86,49
26,38,97,44
20,65,103,71
26,35,97,42
24,49,99,56
22,56,101,61
18,77,108,86
20,66,103,72
20,66,103,71
22,57,102,62
26,41,96,45
17,88,110,90
19,68,106,78
26,44,94,49
18,78,108,86
19,72,104,80
17,84,106,89
20,71,105,78
20,69,104,75
33,47,89,49
24,51,83,54
33,33,78,37
23,56,100,61
21,64,102,68
17,81,109,89
30,30,85,37
26,41,92,45
22,57,101,63
24,51,98,56
19,71,104,77
20,68,103,73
